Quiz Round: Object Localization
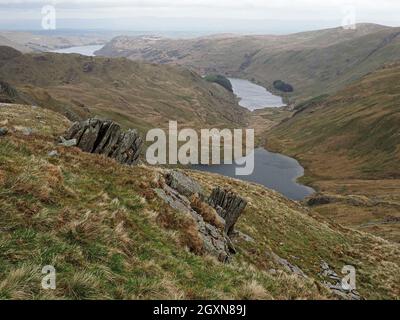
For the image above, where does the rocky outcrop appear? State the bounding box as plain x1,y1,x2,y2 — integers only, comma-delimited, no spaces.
165,170,206,199
208,187,247,235
155,183,231,263
319,261,362,300
64,118,143,165
266,251,307,278
306,193,374,207
154,171,248,262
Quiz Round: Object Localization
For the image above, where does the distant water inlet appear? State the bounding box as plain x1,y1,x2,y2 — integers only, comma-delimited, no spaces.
229,78,286,110
194,78,314,201
51,45,104,56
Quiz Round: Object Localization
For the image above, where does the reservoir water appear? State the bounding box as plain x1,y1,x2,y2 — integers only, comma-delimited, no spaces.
194,79,315,201
194,148,315,201
51,45,104,56
229,78,286,110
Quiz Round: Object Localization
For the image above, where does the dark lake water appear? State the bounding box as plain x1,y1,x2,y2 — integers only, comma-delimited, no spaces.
52,45,104,56
194,148,314,201
194,79,314,201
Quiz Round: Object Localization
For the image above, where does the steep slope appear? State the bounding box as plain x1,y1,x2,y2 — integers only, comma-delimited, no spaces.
98,24,400,101
0,46,247,132
267,62,400,242
0,104,398,299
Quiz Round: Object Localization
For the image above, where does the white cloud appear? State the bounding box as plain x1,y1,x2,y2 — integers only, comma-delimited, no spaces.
0,0,399,31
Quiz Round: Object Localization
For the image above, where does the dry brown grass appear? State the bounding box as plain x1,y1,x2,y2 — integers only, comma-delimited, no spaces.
0,104,398,300
238,280,273,300
0,169,5,186
157,206,204,255
190,194,225,230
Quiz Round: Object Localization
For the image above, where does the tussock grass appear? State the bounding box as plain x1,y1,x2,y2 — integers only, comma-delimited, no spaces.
0,104,398,300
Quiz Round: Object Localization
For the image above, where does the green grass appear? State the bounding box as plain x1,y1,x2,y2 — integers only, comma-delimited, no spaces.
0,104,398,300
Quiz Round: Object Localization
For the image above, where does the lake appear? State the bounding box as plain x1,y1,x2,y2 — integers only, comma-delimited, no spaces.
194,79,314,201
229,78,286,110
194,148,314,201
51,45,104,56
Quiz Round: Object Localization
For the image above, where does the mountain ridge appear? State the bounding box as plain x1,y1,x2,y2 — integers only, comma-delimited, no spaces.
97,24,400,102
0,46,247,132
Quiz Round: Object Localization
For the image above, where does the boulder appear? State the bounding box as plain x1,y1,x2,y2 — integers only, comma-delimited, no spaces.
165,170,206,199
64,119,143,165
0,127,7,136
59,137,77,147
48,150,59,157
208,187,247,235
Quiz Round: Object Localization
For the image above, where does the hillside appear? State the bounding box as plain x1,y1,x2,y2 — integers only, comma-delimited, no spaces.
0,103,398,300
0,46,247,132
97,24,400,101
0,31,107,52
267,62,400,242
0,35,30,53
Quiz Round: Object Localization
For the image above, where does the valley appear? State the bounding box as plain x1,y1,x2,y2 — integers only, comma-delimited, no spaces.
96,25,400,243
0,19,399,301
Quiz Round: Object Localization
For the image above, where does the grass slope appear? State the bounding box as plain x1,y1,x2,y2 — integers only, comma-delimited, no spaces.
0,46,247,133
0,104,398,300
267,62,400,242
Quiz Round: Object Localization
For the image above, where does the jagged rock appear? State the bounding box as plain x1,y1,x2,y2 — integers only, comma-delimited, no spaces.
0,127,7,136
155,184,230,262
208,187,247,235
319,261,362,300
59,137,77,147
64,118,143,165
165,170,206,199
266,251,307,278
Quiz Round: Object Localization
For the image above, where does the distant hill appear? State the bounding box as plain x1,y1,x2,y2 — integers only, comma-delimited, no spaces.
97,24,400,101
0,46,247,132
266,62,400,242
268,62,400,180
0,31,107,52
0,35,30,53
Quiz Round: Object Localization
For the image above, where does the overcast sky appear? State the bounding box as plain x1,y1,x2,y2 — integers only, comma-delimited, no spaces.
1,0,400,33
